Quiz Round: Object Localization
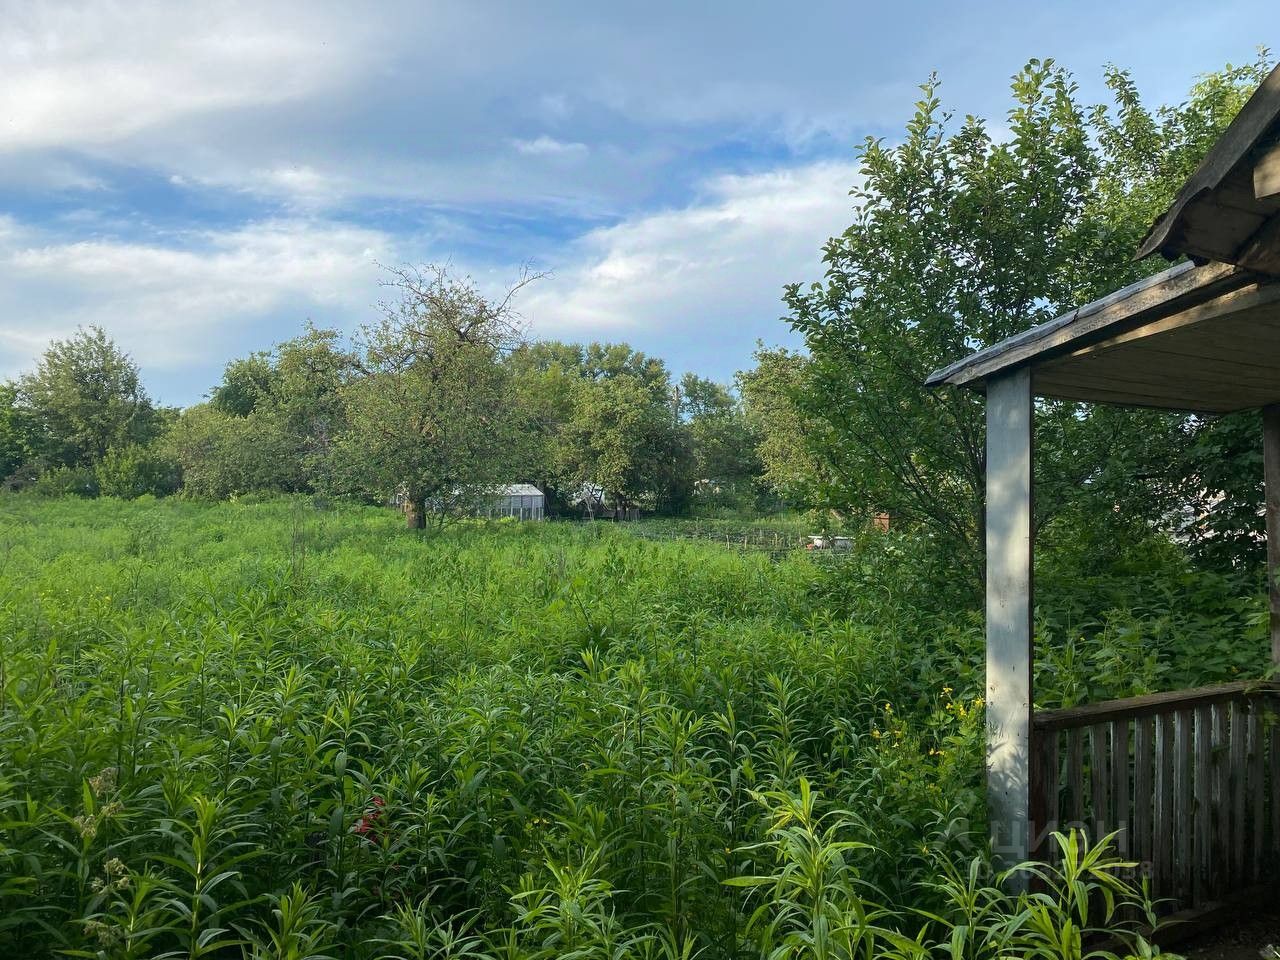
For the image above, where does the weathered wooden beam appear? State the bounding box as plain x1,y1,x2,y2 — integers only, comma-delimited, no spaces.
1254,141,1280,200
925,261,1247,391
1033,680,1280,730
1265,404,1280,668
985,368,1034,874
1233,215,1280,276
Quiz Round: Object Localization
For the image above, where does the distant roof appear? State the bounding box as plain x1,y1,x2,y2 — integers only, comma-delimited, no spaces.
497,483,544,497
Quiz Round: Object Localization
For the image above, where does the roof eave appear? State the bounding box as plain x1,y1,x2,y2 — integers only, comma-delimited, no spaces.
1136,64,1280,263
924,261,1249,391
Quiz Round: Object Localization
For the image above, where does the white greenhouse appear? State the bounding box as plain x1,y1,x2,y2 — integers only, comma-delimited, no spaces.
487,483,545,521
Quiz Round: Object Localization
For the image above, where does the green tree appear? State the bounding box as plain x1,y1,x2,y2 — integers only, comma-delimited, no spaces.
783,56,1272,582
737,346,828,509
165,403,299,499
0,382,37,482
16,326,158,469
507,340,698,516
334,264,533,528
211,352,276,417
678,373,761,509
200,326,355,496
557,373,692,516
95,442,180,499
504,340,586,509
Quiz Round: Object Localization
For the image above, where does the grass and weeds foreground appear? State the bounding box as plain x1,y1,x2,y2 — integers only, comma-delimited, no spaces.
0,496,1269,958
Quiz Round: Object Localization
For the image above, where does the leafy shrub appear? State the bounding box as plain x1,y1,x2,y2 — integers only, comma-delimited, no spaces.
30,463,98,497
96,442,181,499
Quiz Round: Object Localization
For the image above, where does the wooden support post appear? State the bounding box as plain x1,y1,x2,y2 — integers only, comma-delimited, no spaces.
1264,405,1280,669
986,368,1035,874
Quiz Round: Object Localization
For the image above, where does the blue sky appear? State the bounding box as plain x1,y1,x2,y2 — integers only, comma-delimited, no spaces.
1,1,1274,406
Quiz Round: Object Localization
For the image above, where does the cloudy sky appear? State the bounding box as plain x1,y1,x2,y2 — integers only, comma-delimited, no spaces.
1,1,1274,405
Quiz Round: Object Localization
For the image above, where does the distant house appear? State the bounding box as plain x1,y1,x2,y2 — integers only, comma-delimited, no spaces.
488,483,545,521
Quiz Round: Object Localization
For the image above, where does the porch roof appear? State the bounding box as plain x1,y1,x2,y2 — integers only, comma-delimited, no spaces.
923,261,1280,413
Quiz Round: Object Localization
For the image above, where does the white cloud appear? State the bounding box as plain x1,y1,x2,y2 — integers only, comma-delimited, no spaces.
0,3,371,153
519,160,858,351
0,218,394,393
513,136,589,158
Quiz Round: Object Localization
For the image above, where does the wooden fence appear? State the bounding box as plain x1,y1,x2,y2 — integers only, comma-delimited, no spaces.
1030,681,1280,911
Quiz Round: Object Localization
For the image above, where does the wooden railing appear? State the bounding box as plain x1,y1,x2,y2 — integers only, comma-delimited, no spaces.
1030,680,1280,911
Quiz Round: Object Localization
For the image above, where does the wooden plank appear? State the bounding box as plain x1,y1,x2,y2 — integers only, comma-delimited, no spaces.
1091,722,1110,844
1256,140,1280,200
1135,344,1280,380
1154,713,1174,899
1174,708,1192,904
1068,727,1084,827
1030,381,1250,415
1033,681,1278,731
1030,728,1058,863
1134,716,1155,878
1265,405,1280,669
1111,718,1130,858
984,369,1034,874
926,261,1246,390
1058,282,1280,360
1039,336,1280,394
1179,200,1268,258
1193,704,1212,905
1036,359,1279,399
1231,700,1248,886
1270,709,1280,861
1248,704,1265,881
1032,371,1273,414
1211,165,1280,211
1237,215,1280,279
1211,704,1229,899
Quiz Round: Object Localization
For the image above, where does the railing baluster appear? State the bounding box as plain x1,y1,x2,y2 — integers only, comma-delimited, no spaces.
1068,727,1084,829
1249,702,1265,881
1231,699,1248,887
1133,716,1154,880
1155,712,1174,900
1173,708,1192,904
1211,703,1229,899
1091,722,1110,843
1030,728,1058,864
1110,717,1129,858
1271,702,1280,864
1193,704,1212,905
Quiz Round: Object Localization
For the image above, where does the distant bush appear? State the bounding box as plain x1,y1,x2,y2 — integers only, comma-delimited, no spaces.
30,464,99,498
95,442,180,499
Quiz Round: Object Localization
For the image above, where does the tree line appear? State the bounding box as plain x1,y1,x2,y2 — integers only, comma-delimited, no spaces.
0,265,772,526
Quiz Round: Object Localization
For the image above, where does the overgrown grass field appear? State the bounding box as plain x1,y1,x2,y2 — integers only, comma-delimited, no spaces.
0,497,1268,958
